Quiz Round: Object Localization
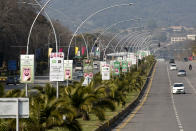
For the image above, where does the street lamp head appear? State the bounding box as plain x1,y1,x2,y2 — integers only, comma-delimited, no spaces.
128,3,133,6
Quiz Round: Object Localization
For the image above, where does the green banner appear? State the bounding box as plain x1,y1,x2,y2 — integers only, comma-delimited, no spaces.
64,60,73,80
83,59,93,78
114,61,120,75
122,61,128,73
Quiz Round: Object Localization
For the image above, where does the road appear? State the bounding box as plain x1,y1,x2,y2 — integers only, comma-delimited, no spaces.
114,60,196,131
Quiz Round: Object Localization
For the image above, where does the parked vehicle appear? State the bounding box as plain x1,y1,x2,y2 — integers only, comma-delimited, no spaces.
172,83,185,94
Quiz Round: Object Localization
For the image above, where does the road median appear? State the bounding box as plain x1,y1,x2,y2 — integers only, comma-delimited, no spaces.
95,61,156,131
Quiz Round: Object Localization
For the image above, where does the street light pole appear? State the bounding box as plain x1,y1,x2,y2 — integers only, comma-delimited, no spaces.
24,0,58,98
119,32,149,52
26,0,58,54
67,3,133,60
103,29,142,60
90,18,141,55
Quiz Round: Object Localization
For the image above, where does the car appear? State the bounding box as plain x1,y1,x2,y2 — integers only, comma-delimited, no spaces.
170,64,177,70
177,70,186,76
169,59,175,64
172,83,185,94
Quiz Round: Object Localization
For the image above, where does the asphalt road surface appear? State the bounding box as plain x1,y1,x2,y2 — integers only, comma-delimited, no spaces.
114,60,196,131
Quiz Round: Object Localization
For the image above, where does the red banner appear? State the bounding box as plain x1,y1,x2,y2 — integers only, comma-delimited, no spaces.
82,46,86,55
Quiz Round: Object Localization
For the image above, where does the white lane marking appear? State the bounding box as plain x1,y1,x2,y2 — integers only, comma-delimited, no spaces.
185,77,196,94
167,65,184,131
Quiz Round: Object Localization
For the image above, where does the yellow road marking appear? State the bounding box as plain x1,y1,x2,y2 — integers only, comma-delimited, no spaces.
116,63,157,131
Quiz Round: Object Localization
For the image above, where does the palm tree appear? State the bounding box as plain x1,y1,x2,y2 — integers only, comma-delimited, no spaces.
23,84,81,131
59,80,115,121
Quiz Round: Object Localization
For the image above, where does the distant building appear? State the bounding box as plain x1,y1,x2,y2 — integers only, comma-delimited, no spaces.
171,37,187,43
169,26,184,32
187,34,196,40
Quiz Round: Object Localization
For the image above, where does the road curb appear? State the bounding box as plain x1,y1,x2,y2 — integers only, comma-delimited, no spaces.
95,62,156,131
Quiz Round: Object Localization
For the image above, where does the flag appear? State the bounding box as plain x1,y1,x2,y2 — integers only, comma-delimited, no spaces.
35,48,41,60
75,47,79,55
59,48,63,52
82,46,86,55
48,48,53,57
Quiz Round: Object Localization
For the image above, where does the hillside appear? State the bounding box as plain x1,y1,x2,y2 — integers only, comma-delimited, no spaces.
46,0,196,31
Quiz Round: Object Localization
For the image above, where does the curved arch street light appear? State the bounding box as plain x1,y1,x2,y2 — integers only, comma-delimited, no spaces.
108,31,143,56
115,30,144,53
90,18,141,55
67,3,134,60
122,31,150,53
132,34,151,52
26,0,58,54
119,32,150,52
19,0,57,97
119,33,144,53
103,29,132,59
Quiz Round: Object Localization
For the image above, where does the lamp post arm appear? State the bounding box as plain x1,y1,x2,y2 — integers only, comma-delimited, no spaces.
90,18,141,54
34,0,58,52
119,32,145,52
26,0,55,54
118,32,143,52
133,34,151,52
113,31,139,52
67,3,133,60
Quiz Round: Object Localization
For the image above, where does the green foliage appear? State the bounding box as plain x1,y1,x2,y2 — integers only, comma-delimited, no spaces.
0,83,4,97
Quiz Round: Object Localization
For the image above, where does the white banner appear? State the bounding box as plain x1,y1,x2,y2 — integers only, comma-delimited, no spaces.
50,52,64,81
128,53,137,65
64,60,73,80
0,98,29,118
102,64,110,80
100,61,106,73
20,55,34,83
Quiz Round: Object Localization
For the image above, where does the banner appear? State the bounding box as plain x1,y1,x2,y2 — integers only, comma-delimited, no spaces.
75,47,79,55
82,46,86,55
50,52,64,81
59,48,63,52
122,61,128,73
100,61,106,73
114,61,120,75
110,60,114,73
95,47,100,57
83,59,93,78
64,60,73,80
35,48,41,60
8,60,17,71
48,48,53,57
20,55,34,83
128,53,136,65
102,64,110,80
